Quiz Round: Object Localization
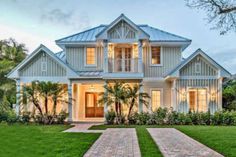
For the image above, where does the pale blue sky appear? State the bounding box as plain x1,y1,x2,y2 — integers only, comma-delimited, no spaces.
0,0,235,73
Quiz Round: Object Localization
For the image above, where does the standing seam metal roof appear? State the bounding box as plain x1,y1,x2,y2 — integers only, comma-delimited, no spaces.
56,25,191,43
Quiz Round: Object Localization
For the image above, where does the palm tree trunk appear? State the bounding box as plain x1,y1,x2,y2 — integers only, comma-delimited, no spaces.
44,97,48,114
128,99,135,119
53,100,57,116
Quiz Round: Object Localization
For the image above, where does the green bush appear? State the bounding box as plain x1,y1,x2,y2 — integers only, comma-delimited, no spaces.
105,110,116,125
127,108,236,126
56,110,68,124
21,111,31,124
6,110,18,124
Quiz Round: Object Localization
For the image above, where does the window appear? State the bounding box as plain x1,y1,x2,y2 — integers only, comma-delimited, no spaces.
86,48,96,65
151,90,161,111
151,46,161,65
41,61,47,72
188,88,207,112
195,63,201,74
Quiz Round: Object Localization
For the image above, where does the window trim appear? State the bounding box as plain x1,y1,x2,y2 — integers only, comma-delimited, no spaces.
149,88,163,111
84,47,97,67
150,46,163,67
41,61,47,72
195,62,201,74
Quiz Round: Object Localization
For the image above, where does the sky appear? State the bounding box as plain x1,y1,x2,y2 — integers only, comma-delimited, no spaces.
0,0,236,73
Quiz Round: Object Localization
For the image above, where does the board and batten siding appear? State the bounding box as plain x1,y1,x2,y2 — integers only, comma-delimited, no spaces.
175,79,220,113
175,54,220,113
19,51,66,76
180,54,218,76
66,47,103,71
143,46,181,77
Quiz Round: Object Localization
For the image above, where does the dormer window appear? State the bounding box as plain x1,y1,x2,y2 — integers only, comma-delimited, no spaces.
85,47,96,66
195,62,201,74
151,46,161,65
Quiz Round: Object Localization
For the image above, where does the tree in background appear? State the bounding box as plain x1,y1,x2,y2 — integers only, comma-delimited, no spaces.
0,38,27,108
223,79,236,110
186,0,236,34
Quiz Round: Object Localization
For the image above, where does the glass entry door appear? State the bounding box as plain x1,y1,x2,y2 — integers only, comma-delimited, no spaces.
188,88,207,112
85,92,104,117
114,47,132,72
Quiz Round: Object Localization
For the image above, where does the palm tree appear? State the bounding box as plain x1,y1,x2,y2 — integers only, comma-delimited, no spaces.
126,84,150,119
50,83,67,116
37,81,54,114
99,81,128,124
22,81,43,116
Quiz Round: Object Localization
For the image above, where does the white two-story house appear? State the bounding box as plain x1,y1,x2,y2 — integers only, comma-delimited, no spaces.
8,14,231,122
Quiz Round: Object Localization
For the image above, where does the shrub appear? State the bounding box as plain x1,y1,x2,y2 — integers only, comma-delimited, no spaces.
126,108,236,126
105,110,116,125
6,110,18,124
21,111,31,124
0,109,8,122
135,112,150,125
56,110,68,124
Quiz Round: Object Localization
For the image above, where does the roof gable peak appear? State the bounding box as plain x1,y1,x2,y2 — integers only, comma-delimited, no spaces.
96,14,150,40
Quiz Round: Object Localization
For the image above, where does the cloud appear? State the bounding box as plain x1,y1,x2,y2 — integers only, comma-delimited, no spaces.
40,9,90,31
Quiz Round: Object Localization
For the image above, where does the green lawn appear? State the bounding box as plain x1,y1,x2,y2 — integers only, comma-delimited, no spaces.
90,125,236,157
175,126,236,157
0,124,100,157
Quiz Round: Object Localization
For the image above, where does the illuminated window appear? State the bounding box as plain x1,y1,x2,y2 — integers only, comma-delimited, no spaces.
188,88,207,112
151,90,161,111
86,48,96,65
151,46,161,65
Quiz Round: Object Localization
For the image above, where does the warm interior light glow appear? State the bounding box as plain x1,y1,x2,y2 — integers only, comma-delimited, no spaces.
86,48,95,65
211,92,216,101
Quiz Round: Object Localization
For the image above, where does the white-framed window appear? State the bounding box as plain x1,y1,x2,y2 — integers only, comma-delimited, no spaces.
41,61,47,72
85,47,96,66
150,88,163,111
151,46,162,66
195,62,201,74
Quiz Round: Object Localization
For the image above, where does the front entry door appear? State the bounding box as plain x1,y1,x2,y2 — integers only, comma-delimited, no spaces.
85,92,104,118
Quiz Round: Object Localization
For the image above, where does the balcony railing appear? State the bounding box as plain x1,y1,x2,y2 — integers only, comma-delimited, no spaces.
108,58,139,73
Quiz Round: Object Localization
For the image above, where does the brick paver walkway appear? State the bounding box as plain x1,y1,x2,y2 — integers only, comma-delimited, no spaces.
84,128,141,157
148,128,223,157
63,123,104,133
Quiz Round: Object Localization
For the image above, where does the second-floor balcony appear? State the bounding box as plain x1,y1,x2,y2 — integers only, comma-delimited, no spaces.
108,58,138,73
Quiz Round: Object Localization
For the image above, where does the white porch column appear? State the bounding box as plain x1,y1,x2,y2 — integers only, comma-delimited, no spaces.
104,81,108,122
67,80,73,122
218,78,223,111
138,81,143,113
15,79,21,116
171,79,177,111
103,40,108,73
138,40,143,73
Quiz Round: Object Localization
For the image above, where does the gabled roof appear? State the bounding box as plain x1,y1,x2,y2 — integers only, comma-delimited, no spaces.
7,44,78,79
96,14,150,40
165,49,232,79
55,14,191,46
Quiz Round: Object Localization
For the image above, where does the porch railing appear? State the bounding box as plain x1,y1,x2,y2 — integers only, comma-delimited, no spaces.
108,58,138,73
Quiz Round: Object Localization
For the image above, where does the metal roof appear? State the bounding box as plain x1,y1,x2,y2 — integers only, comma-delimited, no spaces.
55,51,66,63
56,24,191,43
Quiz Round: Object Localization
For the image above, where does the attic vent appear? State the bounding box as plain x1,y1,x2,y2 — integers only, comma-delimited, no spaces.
195,62,201,74
41,61,47,72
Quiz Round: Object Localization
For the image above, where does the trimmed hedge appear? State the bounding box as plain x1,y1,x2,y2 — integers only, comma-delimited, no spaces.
118,108,236,125
127,108,236,125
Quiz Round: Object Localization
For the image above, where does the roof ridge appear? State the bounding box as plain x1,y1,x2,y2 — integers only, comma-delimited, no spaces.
56,25,107,42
